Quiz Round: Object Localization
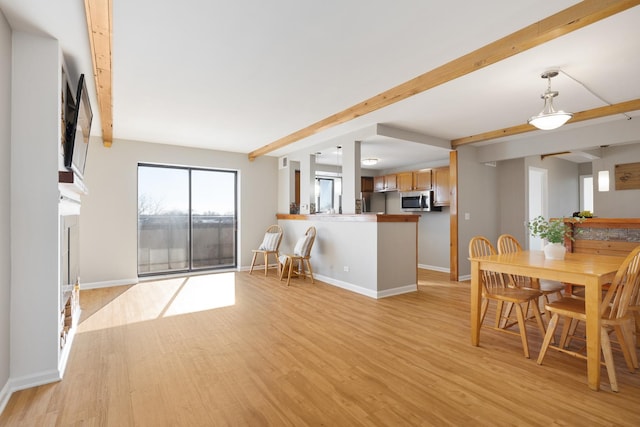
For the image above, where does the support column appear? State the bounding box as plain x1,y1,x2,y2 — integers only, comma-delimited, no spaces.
299,154,317,214
341,141,361,214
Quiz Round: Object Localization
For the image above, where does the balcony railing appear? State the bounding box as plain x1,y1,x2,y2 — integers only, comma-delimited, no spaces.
138,214,235,274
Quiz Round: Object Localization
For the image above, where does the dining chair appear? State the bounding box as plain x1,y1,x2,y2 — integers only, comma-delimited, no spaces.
279,226,316,286
249,225,283,276
497,234,565,322
469,236,546,358
536,245,640,392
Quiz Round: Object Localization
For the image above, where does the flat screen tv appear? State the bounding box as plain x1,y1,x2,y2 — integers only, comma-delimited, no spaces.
64,74,93,179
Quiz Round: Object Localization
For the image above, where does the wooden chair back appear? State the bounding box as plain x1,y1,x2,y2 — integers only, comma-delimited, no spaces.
497,234,523,253
603,245,640,320
497,234,530,288
469,236,505,291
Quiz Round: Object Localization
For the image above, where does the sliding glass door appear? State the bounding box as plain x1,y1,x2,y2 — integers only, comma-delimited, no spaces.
137,164,237,275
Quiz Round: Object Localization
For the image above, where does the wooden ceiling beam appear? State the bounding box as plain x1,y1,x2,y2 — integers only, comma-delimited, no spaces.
451,99,640,147
248,0,640,161
84,0,113,147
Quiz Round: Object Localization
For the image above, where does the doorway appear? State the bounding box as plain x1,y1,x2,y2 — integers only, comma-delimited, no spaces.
528,166,548,250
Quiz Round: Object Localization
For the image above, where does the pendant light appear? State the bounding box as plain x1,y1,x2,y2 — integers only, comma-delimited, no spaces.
528,71,573,130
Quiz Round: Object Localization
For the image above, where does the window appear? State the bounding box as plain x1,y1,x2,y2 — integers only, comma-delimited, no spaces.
137,164,237,275
580,175,594,212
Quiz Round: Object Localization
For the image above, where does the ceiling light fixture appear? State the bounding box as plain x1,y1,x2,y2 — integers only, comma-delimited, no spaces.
361,158,379,166
528,70,573,130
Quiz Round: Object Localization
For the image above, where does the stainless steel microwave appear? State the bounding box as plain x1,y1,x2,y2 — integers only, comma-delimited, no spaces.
401,191,440,212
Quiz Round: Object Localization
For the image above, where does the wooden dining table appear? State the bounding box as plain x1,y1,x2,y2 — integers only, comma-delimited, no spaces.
469,250,625,391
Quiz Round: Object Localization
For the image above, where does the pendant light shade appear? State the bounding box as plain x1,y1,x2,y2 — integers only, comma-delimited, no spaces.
528,71,573,130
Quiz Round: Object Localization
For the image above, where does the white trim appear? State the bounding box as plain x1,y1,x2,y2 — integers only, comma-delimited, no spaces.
314,274,417,299
0,380,11,416
80,278,138,290
418,264,450,273
458,274,471,282
9,369,61,393
376,284,418,298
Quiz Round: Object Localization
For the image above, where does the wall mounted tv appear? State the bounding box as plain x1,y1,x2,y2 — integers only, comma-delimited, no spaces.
64,74,93,179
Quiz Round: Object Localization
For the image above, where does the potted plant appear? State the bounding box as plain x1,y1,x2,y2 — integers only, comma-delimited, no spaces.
527,216,578,260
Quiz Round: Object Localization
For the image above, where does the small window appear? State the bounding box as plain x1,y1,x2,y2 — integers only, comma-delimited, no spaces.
580,175,593,212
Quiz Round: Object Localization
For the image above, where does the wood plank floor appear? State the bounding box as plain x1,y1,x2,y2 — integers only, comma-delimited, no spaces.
2,270,640,426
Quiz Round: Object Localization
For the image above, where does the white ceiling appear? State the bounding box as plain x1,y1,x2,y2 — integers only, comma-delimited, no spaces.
2,1,640,170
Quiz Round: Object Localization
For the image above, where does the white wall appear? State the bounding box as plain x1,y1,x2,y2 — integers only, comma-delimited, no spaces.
10,32,61,387
592,143,640,217
0,8,11,408
80,139,279,286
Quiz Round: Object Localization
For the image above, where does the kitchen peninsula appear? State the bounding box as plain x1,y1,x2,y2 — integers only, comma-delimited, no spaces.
276,213,419,298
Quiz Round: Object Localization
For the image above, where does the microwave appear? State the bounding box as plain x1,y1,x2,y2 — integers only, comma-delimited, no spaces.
401,191,441,212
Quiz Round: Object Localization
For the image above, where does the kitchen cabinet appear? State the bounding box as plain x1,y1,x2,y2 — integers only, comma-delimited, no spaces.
414,169,432,191
433,167,450,206
374,174,397,192
397,172,415,192
397,169,432,192
361,176,374,193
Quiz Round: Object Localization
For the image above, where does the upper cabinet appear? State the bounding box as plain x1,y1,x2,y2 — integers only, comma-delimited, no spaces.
397,169,432,192
397,172,414,192
374,167,447,204
414,169,432,191
374,174,397,192
433,166,450,206
361,176,374,193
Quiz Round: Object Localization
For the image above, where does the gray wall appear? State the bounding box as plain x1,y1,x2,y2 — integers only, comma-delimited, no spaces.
457,145,500,277
525,155,580,218
497,158,526,243
0,8,11,406
592,143,640,217
80,139,279,287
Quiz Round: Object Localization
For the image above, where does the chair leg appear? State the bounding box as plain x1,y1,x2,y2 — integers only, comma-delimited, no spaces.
263,252,268,276
537,313,560,365
305,259,314,284
480,299,489,325
249,252,258,275
559,317,573,349
614,323,638,371
495,301,505,328
514,303,530,358
601,327,619,392
286,258,294,286
530,299,546,337
279,258,289,281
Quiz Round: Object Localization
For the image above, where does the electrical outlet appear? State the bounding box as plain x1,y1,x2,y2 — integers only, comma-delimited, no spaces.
465,212,471,220
343,266,349,272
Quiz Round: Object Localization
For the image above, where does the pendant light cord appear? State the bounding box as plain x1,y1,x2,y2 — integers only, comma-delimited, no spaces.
558,70,632,120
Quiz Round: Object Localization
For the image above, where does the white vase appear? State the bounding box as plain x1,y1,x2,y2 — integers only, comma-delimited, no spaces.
544,242,566,260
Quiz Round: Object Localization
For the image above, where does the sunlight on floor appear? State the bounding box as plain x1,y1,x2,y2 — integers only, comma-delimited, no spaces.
79,273,236,333
162,273,236,317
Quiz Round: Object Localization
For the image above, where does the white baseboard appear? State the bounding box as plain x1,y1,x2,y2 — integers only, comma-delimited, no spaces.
418,264,450,273
458,274,471,282
0,379,11,417
9,368,61,394
314,274,417,299
377,284,418,298
81,277,138,290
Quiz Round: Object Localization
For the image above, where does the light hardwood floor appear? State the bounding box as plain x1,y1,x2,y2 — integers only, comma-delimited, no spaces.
2,270,640,426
